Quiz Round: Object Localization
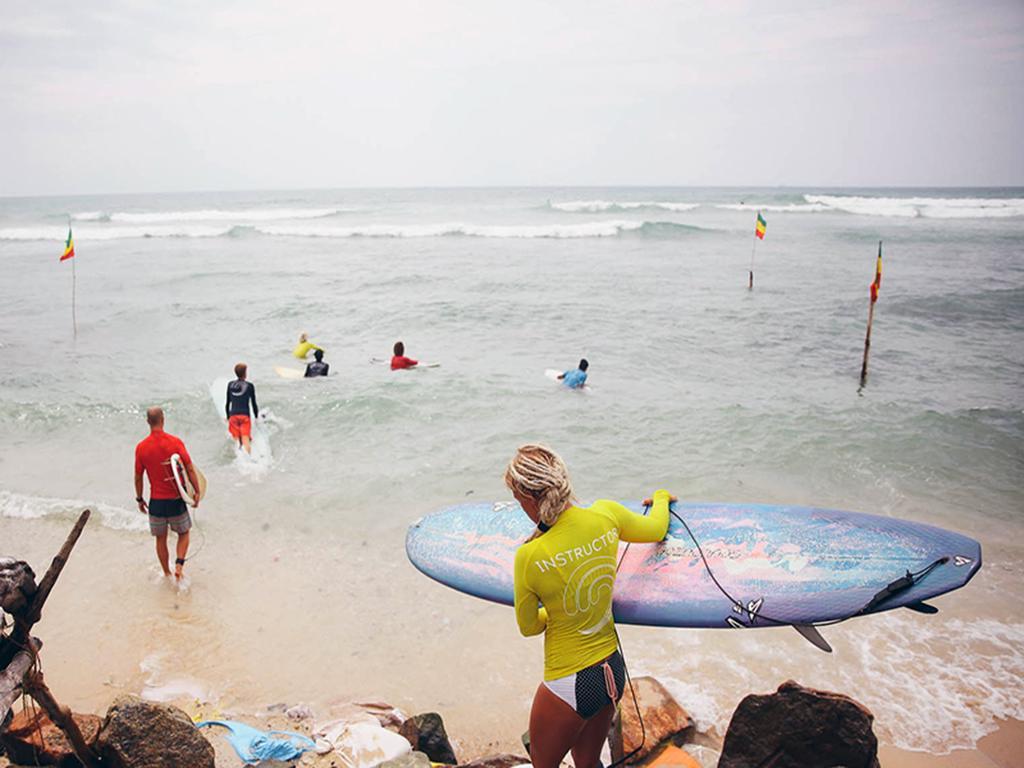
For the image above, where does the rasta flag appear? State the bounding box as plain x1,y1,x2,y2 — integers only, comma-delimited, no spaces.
870,242,882,303
60,227,75,261
755,212,767,240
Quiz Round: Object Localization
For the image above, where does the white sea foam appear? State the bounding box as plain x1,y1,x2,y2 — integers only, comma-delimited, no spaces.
716,202,831,213
257,220,646,238
805,194,1024,218
110,207,349,223
71,210,109,221
550,200,699,213
0,225,235,241
0,490,147,532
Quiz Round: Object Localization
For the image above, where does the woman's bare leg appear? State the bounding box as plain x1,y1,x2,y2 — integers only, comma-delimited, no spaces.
570,703,616,768
529,683,585,768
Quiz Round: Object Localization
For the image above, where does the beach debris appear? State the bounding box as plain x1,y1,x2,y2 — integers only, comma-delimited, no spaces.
379,750,432,768
609,676,692,764
97,694,214,767
0,707,101,766
456,754,531,768
286,703,315,720
644,744,701,767
1,510,98,767
314,713,411,768
353,700,406,730
197,718,316,764
718,680,879,768
398,712,458,764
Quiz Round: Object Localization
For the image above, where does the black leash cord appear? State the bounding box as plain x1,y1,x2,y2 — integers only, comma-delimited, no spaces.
669,507,949,629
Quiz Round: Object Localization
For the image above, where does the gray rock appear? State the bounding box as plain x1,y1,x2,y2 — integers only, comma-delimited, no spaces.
719,680,880,768
379,750,432,768
398,712,457,764
96,694,215,768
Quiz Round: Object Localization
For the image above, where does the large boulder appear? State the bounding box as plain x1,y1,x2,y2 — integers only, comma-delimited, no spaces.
96,695,215,768
398,712,458,764
612,676,692,763
719,680,880,768
0,708,101,767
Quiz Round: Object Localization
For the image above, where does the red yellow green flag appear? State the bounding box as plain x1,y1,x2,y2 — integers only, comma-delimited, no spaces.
60,227,75,261
870,242,882,303
755,212,767,240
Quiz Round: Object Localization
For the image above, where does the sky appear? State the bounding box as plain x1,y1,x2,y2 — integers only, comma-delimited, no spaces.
2,0,1023,195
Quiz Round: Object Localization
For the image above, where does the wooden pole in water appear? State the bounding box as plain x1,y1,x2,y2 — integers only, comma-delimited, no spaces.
71,255,77,339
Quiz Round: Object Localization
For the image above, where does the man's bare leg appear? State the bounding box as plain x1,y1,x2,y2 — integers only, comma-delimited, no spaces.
241,435,252,454
175,531,190,580
155,532,172,577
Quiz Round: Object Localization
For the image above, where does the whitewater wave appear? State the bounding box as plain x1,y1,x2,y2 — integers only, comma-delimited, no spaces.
716,202,831,213
0,489,147,532
805,195,1024,218
108,207,350,223
549,200,699,213
71,211,111,222
0,219,703,241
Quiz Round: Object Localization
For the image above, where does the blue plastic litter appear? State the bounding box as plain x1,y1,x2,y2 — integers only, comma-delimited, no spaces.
196,719,316,764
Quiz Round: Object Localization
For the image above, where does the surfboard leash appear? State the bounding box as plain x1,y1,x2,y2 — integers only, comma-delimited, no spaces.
668,507,951,632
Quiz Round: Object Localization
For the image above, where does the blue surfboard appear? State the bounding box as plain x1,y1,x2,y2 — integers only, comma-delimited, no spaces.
406,501,981,634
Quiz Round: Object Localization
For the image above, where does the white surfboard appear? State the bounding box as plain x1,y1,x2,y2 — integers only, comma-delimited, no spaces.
274,365,305,380
170,453,207,507
544,369,563,381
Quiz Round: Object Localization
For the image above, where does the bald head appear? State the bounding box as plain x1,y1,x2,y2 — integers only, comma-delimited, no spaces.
146,407,164,427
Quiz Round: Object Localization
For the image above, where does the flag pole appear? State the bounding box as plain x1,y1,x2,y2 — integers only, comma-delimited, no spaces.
748,230,757,290
71,254,77,339
859,240,882,389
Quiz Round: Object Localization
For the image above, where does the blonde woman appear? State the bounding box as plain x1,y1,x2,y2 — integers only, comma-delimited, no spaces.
505,444,674,768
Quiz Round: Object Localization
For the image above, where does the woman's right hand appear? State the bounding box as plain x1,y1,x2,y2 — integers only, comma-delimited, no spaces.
642,493,678,507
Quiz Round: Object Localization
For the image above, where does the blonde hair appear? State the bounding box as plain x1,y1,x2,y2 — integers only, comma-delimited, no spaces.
504,444,575,536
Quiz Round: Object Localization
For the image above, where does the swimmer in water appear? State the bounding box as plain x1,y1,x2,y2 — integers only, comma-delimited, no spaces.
304,349,329,377
293,332,323,360
557,358,589,389
390,341,419,370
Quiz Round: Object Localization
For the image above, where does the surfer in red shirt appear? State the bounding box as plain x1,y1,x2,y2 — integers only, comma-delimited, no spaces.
390,340,418,370
134,407,199,581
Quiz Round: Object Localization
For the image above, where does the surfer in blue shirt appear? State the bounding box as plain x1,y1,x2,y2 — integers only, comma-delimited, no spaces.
304,349,329,378
558,359,588,389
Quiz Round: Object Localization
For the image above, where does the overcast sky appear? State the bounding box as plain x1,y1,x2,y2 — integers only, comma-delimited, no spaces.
2,0,1022,195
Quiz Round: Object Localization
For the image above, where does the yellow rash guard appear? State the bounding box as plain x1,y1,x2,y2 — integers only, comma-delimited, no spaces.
293,340,322,359
513,490,671,680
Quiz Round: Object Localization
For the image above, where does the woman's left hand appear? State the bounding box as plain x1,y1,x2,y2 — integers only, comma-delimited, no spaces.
642,494,678,507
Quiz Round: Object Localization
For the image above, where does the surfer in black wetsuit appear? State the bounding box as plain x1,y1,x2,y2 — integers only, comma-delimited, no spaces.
304,349,329,378
225,363,259,454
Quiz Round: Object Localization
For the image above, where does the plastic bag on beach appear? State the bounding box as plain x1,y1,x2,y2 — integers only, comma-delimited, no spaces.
314,716,411,768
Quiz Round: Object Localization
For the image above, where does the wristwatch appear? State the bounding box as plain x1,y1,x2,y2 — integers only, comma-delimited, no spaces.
136,496,145,503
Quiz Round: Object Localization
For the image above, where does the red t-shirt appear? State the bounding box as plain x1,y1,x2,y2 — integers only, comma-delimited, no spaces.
134,429,191,500
391,355,418,370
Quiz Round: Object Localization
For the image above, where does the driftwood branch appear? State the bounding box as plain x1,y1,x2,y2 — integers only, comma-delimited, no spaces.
25,671,100,768
0,638,41,725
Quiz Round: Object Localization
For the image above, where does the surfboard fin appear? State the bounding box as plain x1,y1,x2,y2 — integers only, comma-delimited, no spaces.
904,601,939,614
793,624,832,653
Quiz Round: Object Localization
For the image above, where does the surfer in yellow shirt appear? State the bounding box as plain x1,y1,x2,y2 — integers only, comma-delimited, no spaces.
293,332,323,359
505,444,673,768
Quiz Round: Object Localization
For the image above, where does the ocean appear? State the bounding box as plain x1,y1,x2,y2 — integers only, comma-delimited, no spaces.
0,187,1021,755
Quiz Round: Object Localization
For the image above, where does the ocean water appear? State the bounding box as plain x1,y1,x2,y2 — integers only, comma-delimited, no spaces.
0,187,1021,755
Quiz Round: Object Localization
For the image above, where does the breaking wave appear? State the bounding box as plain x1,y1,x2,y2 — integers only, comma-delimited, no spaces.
805,195,1024,218
256,220,704,239
549,200,699,213
0,489,147,532
716,202,831,213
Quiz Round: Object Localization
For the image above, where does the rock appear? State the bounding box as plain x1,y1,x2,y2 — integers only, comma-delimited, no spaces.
457,754,532,768
96,694,215,768
612,676,692,763
379,750,432,768
719,680,880,768
0,707,101,767
398,712,458,764
286,703,314,720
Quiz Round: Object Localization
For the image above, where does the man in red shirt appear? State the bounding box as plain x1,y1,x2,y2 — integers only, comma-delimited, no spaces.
134,407,200,581
390,340,418,370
